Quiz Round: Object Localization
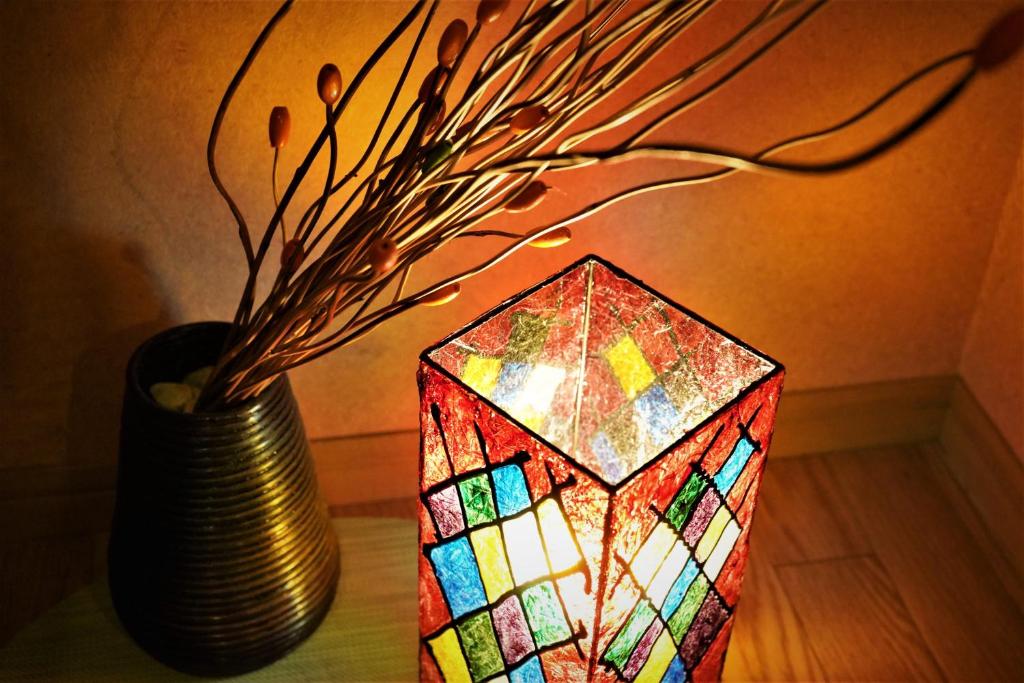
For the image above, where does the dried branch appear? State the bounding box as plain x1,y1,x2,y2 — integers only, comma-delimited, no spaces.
194,0,1014,409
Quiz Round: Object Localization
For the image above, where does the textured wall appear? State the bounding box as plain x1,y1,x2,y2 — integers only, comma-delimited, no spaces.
0,1,1021,471
960,157,1023,457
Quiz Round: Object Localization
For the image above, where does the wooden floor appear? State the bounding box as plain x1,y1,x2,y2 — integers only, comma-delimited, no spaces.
723,443,1022,682
1,442,1022,681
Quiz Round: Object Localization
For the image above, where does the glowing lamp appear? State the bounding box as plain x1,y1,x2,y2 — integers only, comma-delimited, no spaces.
418,256,784,682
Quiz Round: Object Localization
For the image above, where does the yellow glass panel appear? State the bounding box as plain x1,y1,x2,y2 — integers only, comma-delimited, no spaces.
427,628,472,683
462,355,502,398
537,498,580,573
695,505,731,563
634,628,677,683
704,518,741,580
604,335,655,399
631,522,676,588
469,526,515,601
514,406,546,433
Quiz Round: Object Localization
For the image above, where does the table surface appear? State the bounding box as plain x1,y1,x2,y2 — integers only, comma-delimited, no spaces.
0,518,418,682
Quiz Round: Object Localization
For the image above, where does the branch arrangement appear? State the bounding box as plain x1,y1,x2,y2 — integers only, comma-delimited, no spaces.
191,0,1022,411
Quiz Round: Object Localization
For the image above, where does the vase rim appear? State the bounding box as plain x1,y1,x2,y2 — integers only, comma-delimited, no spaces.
127,320,285,420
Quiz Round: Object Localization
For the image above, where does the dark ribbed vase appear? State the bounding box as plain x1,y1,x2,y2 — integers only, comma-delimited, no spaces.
108,322,340,677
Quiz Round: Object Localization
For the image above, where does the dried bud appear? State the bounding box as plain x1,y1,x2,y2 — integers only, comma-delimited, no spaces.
975,8,1024,71
422,140,454,173
504,181,548,212
368,237,399,275
317,63,343,105
419,66,450,102
509,104,550,135
268,106,291,148
420,283,461,307
477,0,510,25
280,238,303,273
437,20,469,68
528,226,571,248
423,100,447,136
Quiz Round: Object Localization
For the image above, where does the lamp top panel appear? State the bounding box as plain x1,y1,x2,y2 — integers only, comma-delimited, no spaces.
424,256,779,486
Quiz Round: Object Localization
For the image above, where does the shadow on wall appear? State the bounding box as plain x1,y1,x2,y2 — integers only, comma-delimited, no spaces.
0,227,174,478
64,242,176,472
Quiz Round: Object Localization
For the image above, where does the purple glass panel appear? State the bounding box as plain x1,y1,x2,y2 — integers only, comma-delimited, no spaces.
623,618,664,680
493,594,535,665
428,484,465,538
682,488,720,547
680,592,729,670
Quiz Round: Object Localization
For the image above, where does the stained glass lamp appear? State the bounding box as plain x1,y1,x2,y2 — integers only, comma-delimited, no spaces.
417,256,784,683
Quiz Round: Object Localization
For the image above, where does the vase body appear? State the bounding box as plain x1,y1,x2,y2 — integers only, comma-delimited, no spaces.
108,322,339,677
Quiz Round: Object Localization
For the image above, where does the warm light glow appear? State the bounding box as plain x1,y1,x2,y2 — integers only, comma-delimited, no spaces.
537,499,580,573
630,522,677,588
418,257,784,682
502,513,548,585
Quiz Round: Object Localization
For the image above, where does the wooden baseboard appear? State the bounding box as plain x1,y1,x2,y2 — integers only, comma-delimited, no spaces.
309,375,961,509
938,379,1024,590
313,431,419,507
0,374,996,542
769,375,956,458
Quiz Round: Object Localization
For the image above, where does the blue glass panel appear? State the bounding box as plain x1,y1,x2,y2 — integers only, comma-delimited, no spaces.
661,654,687,683
590,432,625,483
661,557,699,619
509,655,545,683
429,537,487,618
492,362,531,409
493,464,532,517
713,436,755,494
634,384,681,448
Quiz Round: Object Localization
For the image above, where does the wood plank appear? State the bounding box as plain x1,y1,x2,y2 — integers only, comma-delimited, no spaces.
723,552,825,682
922,442,1024,609
311,431,419,507
0,535,97,646
939,379,1024,588
328,496,416,520
0,491,115,542
776,555,945,681
770,375,954,458
827,445,1024,681
753,454,872,565
0,464,115,499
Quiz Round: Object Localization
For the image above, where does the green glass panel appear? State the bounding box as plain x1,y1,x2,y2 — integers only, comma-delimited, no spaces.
667,574,709,644
603,600,658,670
666,473,708,531
459,474,497,528
506,312,550,362
457,611,504,682
521,581,572,647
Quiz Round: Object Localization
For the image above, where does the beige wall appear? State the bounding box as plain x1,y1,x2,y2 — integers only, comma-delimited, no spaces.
1,1,1021,471
960,157,1023,458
